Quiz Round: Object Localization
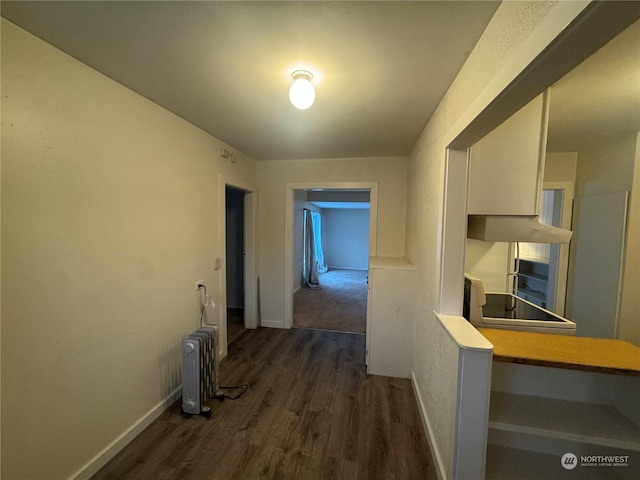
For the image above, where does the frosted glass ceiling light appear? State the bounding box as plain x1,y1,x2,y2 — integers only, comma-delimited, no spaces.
289,70,315,110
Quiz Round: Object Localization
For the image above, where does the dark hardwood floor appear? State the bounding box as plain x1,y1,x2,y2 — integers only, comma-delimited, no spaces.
93,327,437,480
227,307,245,344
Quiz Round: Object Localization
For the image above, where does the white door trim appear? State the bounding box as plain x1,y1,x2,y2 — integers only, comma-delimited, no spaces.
219,175,258,359
544,181,575,315
284,182,378,329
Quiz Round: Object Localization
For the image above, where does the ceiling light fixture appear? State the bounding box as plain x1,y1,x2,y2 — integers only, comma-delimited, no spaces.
289,70,315,110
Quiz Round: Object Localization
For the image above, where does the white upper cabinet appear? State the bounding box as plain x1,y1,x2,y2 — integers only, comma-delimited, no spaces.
468,91,550,216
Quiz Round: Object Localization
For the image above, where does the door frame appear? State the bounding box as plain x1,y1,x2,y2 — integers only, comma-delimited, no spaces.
219,174,257,359
543,181,574,315
284,182,378,329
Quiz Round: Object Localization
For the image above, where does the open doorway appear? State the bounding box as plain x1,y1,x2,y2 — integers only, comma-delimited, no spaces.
225,186,246,344
284,183,378,333
294,191,371,333
219,174,257,359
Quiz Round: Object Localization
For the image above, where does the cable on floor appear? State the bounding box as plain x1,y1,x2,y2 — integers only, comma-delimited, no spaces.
219,384,249,400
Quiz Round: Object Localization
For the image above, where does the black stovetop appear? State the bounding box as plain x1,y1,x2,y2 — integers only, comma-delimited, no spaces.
482,293,566,322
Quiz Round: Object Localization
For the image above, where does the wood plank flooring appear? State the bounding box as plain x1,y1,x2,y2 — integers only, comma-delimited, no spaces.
93,327,437,480
227,308,245,344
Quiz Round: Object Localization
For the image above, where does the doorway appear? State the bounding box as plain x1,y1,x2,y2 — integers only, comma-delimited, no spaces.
295,197,371,333
284,182,379,331
225,186,246,345
219,174,257,360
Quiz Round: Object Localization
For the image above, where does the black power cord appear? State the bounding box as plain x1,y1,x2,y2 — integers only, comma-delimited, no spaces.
196,284,249,401
219,383,249,400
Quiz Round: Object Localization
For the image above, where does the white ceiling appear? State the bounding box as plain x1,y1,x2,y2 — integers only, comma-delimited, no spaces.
0,0,500,160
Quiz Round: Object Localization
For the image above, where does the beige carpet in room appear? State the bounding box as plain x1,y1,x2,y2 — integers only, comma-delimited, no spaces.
293,269,367,334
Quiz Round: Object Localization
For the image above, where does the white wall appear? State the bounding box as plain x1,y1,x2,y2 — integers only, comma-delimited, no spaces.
405,2,573,478
464,240,511,292
544,151,578,182
1,20,257,480
257,156,407,327
574,134,637,198
324,209,370,270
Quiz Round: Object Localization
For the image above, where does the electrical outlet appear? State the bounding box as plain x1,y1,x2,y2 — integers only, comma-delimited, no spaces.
195,280,204,291
205,294,214,306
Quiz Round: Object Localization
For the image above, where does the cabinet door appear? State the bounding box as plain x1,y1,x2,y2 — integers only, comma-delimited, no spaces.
468,92,549,216
368,268,415,378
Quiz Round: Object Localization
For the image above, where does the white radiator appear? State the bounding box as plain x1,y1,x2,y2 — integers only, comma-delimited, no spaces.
181,326,221,417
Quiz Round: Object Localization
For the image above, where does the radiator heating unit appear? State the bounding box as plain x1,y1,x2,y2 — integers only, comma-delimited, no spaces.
181,326,221,417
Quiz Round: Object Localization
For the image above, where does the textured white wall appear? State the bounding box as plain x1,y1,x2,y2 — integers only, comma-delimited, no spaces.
257,156,407,326
324,209,370,270
405,2,564,478
1,20,257,479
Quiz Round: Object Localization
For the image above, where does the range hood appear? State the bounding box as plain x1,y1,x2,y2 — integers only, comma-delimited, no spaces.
467,215,572,243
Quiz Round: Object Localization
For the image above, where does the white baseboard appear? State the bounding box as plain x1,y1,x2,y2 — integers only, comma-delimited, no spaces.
411,371,447,480
71,387,182,480
260,318,285,329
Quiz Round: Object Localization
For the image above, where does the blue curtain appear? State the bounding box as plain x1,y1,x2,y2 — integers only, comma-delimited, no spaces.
302,209,327,289
303,209,320,288
310,211,328,274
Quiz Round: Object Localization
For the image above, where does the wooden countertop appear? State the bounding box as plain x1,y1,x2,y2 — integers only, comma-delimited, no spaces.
478,328,640,376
